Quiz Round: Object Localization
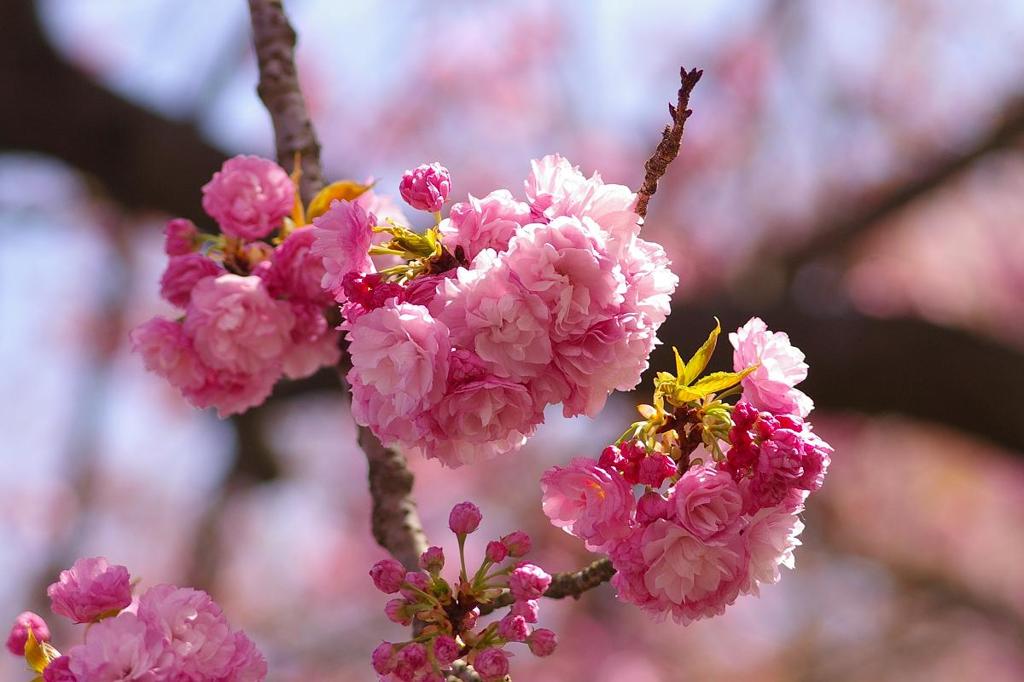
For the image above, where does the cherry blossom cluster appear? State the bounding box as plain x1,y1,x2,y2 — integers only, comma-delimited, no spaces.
5,557,266,681
370,502,557,681
131,155,408,416
541,318,833,623
325,156,677,466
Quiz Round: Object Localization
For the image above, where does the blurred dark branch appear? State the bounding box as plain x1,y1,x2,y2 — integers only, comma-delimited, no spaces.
636,67,703,219
0,0,226,222
777,97,1024,279
478,559,617,616
247,0,323,203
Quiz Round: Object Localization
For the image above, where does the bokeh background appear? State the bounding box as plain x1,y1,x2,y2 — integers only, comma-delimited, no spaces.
3,0,1024,679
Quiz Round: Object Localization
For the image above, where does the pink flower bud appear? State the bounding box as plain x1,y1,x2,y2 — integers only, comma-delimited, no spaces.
508,564,551,601
419,546,445,573
485,540,508,563
164,218,198,256
397,642,429,671
500,531,531,557
497,614,529,642
510,599,539,624
598,445,623,470
160,254,223,308
399,163,451,212
47,557,132,624
369,558,406,594
448,501,482,535
637,453,677,487
371,642,397,674
400,571,431,601
433,635,460,666
528,628,558,657
5,611,49,656
474,648,509,680
385,598,413,626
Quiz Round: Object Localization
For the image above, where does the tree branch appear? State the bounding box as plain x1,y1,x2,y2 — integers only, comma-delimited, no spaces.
247,0,428,572
635,67,703,219
478,558,616,616
247,0,323,204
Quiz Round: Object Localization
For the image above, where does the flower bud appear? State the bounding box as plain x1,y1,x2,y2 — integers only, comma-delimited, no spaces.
528,628,558,657
164,218,199,256
497,614,529,642
508,564,551,601
637,453,676,487
400,571,431,601
636,490,673,524
369,558,406,594
433,635,460,666
510,599,539,624
5,612,49,656
500,531,531,557
485,540,508,563
397,642,429,672
384,598,413,626
448,501,482,535
474,647,509,680
399,163,451,212
371,641,396,674
419,546,445,574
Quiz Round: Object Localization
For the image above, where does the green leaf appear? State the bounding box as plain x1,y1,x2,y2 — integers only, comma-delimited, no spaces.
672,346,686,379
686,366,756,396
683,318,720,385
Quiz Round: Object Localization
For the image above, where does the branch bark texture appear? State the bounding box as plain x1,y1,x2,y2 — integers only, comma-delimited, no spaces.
635,67,703,219
248,0,323,204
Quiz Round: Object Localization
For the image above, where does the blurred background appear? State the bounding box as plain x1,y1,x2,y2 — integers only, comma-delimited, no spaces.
2,0,1024,679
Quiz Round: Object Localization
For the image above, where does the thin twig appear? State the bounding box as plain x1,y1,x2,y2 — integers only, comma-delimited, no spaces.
635,67,703,219
478,559,616,616
247,0,323,203
247,0,428,572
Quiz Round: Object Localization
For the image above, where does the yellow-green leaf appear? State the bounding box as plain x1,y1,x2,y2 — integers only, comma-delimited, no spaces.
688,367,755,395
672,346,686,379
306,180,374,222
683,318,720,385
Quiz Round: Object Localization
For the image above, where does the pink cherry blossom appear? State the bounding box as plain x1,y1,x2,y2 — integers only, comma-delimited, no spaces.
311,199,376,301
159,253,223,308
511,599,539,624
66,613,166,681
183,366,279,419
163,218,198,256
202,155,294,240
440,189,531,259
42,655,74,682
263,227,333,305
436,251,552,380
6,611,49,655
423,374,541,467
742,503,805,595
185,274,294,375
610,519,749,625
346,301,450,445
399,163,451,212
504,216,626,340
130,318,207,392
280,301,340,380
498,613,529,642
730,317,814,417
222,630,268,681
672,465,744,541
138,585,235,678
540,458,634,551
621,237,677,328
48,557,132,624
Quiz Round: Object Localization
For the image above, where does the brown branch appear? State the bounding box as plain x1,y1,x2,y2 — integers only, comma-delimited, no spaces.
247,0,428,572
478,558,616,616
635,67,703,219
247,0,323,203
